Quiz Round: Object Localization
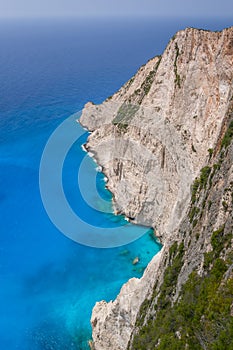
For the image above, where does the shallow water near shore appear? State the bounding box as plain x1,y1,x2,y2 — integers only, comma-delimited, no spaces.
0,17,231,349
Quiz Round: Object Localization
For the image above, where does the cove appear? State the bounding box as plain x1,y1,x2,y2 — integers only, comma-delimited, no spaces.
39,114,162,348
0,17,228,350
0,113,161,350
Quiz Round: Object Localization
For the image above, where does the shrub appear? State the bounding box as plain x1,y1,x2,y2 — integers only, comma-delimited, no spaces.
221,120,233,149
191,178,200,204
199,166,211,189
208,148,213,157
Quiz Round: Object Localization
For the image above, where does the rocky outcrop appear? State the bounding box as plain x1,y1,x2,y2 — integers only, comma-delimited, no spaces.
129,116,233,349
80,26,233,350
91,251,163,350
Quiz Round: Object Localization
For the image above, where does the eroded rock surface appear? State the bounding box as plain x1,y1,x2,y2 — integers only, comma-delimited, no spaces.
80,26,233,350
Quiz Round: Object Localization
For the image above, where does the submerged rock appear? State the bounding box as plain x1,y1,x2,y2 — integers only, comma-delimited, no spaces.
132,257,139,265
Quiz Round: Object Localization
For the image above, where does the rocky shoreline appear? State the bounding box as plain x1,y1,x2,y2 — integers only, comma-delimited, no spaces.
80,26,233,349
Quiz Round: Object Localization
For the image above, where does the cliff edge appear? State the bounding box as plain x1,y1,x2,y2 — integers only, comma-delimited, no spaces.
80,26,233,349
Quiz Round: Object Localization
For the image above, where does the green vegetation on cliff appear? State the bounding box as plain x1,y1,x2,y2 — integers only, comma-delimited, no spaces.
221,120,233,149
112,103,140,125
130,133,233,350
174,43,181,88
132,229,233,350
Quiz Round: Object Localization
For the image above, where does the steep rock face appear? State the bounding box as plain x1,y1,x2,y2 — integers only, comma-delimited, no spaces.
91,251,163,350
80,26,233,350
130,118,233,349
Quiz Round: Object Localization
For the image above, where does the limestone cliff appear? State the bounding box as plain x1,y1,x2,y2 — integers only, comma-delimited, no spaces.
80,26,233,349
129,113,233,349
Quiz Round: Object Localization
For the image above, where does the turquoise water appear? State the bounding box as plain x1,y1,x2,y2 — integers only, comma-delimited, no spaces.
0,18,232,349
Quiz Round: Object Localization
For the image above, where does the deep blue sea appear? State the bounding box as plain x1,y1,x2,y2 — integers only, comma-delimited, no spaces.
0,17,232,350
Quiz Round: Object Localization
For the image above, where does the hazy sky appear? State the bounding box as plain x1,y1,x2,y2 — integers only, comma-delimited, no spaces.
0,0,232,18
